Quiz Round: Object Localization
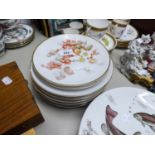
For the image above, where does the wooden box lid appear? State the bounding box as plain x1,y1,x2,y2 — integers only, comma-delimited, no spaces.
0,62,44,134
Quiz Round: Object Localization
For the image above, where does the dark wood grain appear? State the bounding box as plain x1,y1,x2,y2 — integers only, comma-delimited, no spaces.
0,62,44,135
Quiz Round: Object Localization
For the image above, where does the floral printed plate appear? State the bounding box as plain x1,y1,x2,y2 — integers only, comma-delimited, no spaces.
0,19,19,31
79,87,155,135
3,24,34,45
32,34,110,89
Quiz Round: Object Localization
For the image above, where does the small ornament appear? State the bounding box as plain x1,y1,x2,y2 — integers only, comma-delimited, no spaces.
120,33,155,89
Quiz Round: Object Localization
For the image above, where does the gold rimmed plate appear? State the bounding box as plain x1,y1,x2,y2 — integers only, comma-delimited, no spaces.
6,35,34,49
32,79,106,103
30,60,113,98
32,34,110,90
79,87,155,135
116,25,138,48
4,24,34,49
99,32,117,51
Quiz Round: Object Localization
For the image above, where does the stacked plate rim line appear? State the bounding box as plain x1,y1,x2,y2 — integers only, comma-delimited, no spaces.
31,34,113,108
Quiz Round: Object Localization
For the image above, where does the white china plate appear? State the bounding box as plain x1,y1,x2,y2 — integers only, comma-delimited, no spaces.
5,35,34,49
32,79,108,107
33,34,109,88
31,60,113,98
4,24,34,44
33,80,104,108
86,19,110,30
33,64,109,91
39,94,86,108
32,80,103,102
79,87,155,135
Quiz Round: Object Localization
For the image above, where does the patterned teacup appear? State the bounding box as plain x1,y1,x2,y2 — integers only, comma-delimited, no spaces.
110,19,130,38
86,19,110,39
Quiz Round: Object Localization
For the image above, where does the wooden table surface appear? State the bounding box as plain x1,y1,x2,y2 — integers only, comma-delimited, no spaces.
0,62,44,134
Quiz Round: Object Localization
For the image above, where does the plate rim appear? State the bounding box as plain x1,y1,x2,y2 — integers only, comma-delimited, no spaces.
117,25,139,43
31,60,113,98
100,32,117,51
78,86,155,135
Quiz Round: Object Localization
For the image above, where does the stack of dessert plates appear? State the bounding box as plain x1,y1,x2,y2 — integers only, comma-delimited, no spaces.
4,24,34,49
31,34,113,108
79,87,155,135
116,25,138,48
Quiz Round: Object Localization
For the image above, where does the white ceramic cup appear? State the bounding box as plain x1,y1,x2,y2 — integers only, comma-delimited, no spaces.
86,19,110,30
62,28,79,34
86,19,110,39
69,21,83,30
110,19,129,38
86,27,105,39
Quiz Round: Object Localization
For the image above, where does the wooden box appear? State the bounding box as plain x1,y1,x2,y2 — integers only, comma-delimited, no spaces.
0,62,44,134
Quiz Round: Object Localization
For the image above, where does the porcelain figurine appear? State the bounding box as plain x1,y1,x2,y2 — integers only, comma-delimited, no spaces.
120,34,155,88
121,39,149,77
141,34,151,44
